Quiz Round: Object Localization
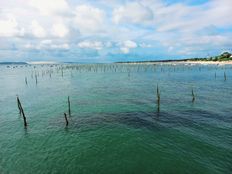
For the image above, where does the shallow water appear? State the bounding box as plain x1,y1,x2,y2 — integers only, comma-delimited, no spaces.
0,63,231,174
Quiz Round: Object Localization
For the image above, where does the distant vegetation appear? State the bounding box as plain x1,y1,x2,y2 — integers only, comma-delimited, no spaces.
190,52,232,61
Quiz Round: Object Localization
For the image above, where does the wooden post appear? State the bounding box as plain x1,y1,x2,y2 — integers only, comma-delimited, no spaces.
16,96,27,127
64,113,68,126
25,77,28,85
68,96,71,116
156,84,160,112
21,105,27,127
16,96,22,115
224,71,227,81
192,89,195,103
35,74,38,85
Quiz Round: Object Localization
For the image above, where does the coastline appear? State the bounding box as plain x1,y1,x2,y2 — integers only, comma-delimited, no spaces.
171,60,232,65
116,60,232,65
184,60,232,65
1,60,232,65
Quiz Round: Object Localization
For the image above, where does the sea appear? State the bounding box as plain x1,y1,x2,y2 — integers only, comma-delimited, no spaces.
0,63,231,174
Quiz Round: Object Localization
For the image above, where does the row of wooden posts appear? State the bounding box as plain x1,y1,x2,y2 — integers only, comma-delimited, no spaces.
16,85,196,128
25,65,227,85
24,72,228,87
16,95,71,128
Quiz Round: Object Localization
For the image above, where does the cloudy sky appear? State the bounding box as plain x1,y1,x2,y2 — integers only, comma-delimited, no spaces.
0,0,232,62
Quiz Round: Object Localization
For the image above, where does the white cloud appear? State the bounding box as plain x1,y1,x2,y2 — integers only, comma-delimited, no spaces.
31,20,46,38
113,2,153,24
120,47,130,54
183,34,232,47
29,0,69,16
40,39,52,45
74,5,105,34
120,40,137,54
124,40,137,48
0,15,24,37
51,22,69,38
78,40,103,50
153,0,232,32
139,43,152,48
24,40,69,50
51,43,69,49
24,43,34,49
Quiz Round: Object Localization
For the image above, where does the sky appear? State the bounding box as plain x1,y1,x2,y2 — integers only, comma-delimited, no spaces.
0,0,232,62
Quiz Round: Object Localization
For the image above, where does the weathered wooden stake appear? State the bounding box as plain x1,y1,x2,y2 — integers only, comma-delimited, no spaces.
35,74,38,85
224,71,227,81
25,77,28,85
156,84,160,112
68,96,71,116
16,96,22,115
64,113,69,126
192,89,195,103
21,105,27,127
16,96,27,127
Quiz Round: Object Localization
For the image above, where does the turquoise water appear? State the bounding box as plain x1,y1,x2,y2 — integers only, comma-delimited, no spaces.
0,63,231,174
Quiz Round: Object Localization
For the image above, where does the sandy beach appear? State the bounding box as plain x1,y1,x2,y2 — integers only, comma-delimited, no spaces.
184,60,232,65
117,60,232,65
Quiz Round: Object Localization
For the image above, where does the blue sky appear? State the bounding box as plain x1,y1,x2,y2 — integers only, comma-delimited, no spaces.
0,0,232,62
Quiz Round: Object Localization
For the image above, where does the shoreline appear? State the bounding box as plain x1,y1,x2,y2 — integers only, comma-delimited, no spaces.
116,60,232,65
184,60,232,65
1,60,232,65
